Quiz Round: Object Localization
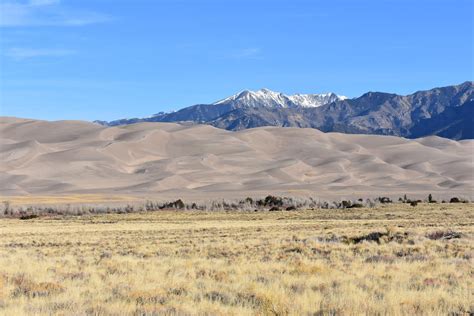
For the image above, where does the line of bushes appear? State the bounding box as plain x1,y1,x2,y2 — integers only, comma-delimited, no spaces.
1,194,470,218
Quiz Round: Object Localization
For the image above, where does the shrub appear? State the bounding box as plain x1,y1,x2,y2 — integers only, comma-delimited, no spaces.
426,230,462,240
376,197,392,204
244,197,253,204
159,199,185,210
348,232,387,244
19,214,38,220
263,195,283,207
3,201,11,215
341,200,352,208
428,194,437,203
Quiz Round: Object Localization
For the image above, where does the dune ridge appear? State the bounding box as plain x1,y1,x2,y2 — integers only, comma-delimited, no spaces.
1,117,472,200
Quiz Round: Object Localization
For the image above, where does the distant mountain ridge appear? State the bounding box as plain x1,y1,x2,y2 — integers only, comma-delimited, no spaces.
98,82,473,140
97,89,347,126
212,88,346,108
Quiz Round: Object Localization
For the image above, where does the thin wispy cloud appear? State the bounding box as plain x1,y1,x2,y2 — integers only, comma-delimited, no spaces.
29,0,60,5
5,47,76,59
0,0,111,27
230,47,262,60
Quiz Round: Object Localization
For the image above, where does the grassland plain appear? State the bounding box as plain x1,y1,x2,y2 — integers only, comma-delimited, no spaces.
0,203,472,315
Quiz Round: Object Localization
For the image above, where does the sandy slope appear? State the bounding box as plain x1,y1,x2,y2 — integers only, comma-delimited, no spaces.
1,117,472,200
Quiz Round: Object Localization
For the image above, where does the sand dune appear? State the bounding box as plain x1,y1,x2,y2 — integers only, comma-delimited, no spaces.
0,117,472,200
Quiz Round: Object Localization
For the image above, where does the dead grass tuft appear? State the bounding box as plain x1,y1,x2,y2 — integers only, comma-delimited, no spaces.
11,275,64,298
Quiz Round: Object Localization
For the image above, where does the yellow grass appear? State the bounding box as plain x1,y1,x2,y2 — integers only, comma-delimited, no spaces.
0,203,472,315
0,194,140,206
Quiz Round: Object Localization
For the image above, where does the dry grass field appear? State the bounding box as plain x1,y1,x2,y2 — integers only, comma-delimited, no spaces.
1,194,142,206
0,203,472,315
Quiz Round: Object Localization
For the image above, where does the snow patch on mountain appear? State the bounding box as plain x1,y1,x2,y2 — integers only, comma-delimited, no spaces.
213,88,347,108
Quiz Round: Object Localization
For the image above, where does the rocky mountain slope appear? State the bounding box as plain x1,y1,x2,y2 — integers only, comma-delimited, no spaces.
99,82,473,140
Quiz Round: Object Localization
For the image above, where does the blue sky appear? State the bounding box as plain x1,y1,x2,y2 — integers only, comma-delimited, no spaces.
0,0,472,121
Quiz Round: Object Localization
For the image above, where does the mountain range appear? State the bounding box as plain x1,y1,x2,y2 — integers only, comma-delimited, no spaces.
97,82,473,140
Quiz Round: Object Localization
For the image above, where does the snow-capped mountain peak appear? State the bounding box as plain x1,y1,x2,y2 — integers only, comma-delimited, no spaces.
213,88,346,108
214,88,286,107
288,92,346,108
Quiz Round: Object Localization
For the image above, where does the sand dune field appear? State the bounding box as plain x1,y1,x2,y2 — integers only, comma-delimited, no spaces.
1,117,472,201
